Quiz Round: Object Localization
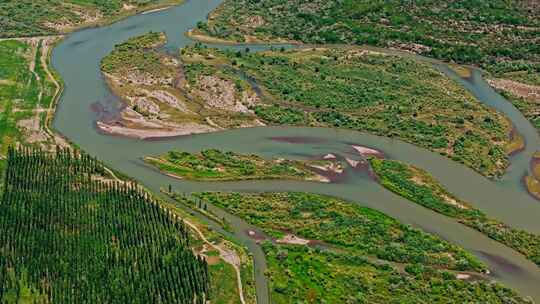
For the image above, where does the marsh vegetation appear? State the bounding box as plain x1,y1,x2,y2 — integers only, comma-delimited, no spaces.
145,149,339,182
194,191,529,303
369,158,540,267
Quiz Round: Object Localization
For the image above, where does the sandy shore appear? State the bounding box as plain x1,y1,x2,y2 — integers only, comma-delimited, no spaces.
141,6,172,15
351,145,384,158
276,234,310,245
96,121,216,139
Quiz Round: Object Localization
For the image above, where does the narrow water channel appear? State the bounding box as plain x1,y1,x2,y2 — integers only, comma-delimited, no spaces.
51,0,540,302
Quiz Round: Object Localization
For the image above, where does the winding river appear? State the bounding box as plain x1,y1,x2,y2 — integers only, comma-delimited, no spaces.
51,1,540,302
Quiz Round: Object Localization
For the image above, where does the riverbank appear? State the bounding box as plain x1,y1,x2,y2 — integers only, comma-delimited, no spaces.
525,152,540,200
192,0,539,88
99,40,516,178
47,1,540,301
144,149,339,182
191,191,534,303
0,1,184,39
488,78,540,134
0,36,70,157
368,157,540,267
186,28,297,45
0,6,255,303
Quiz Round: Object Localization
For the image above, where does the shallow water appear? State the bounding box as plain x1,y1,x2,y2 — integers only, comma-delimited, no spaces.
51,1,540,302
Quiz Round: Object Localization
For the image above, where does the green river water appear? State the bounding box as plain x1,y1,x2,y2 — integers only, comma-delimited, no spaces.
50,1,540,302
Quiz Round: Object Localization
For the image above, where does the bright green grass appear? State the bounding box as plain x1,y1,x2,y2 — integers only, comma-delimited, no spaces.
264,243,529,304
0,39,53,155
208,256,241,304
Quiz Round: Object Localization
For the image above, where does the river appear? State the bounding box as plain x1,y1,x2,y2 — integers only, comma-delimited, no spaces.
50,0,540,302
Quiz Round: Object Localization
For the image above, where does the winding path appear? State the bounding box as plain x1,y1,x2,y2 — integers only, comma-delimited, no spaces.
181,215,246,304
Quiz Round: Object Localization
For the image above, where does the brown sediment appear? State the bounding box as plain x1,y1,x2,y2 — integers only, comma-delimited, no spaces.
524,152,540,201
98,38,265,140
304,154,348,183
275,233,310,245
185,29,239,45
448,64,473,78
350,144,385,159
531,152,540,180
487,78,540,103
345,157,360,168
245,230,266,243
505,127,526,156
96,120,217,139
475,251,526,276
323,153,336,160
523,175,540,201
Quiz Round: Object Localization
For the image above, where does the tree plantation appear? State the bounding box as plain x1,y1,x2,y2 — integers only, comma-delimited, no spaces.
0,147,209,303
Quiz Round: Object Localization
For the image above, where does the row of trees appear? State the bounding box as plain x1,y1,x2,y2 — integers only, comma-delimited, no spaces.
0,147,210,303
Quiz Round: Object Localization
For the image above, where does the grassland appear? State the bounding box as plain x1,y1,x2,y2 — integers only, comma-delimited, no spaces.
0,0,183,38
162,195,257,304
194,0,539,86
0,38,61,160
145,149,338,182
194,191,530,303
263,243,527,304
180,45,513,177
369,158,540,267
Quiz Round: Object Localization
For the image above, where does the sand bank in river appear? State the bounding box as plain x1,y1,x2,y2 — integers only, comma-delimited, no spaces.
351,145,385,158
96,121,215,139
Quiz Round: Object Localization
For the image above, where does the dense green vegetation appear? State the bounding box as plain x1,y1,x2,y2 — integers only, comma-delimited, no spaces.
194,191,530,303
101,31,167,74
198,0,540,85
0,0,181,38
0,147,209,303
263,243,528,304
207,258,240,304
182,46,513,177
196,192,485,272
369,158,540,266
146,149,332,181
